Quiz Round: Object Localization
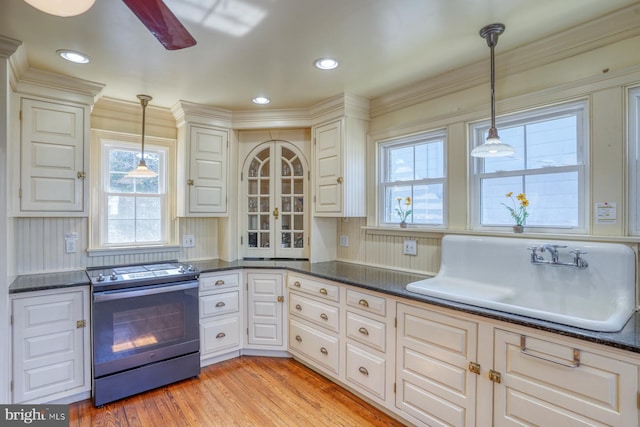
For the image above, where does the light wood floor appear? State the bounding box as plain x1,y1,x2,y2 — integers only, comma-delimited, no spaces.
69,356,407,426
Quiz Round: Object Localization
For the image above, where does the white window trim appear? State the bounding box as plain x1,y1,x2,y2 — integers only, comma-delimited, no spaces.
89,129,177,252
469,99,590,234
377,129,448,228
628,86,640,236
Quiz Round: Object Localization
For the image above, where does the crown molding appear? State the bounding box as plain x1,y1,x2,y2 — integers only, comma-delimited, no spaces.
309,92,370,125
231,108,311,129
370,3,640,118
13,67,105,106
171,100,232,128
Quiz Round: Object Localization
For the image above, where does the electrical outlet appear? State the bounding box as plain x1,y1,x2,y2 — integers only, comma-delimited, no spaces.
403,239,417,256
182,235,195,247
339,235,349,247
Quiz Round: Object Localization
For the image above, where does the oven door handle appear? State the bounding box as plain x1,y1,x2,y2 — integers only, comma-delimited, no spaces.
93,280,199,302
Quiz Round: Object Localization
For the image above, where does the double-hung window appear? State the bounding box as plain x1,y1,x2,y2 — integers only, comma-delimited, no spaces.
628,87,640,235
471,100,588,232
90,131,174,250
379,130,446,226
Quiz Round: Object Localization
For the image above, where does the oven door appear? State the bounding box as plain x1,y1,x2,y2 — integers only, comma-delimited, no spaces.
92,280,199,378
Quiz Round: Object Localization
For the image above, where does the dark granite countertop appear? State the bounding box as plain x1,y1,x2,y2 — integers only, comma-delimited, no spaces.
9,259,640,355
9,270,90,294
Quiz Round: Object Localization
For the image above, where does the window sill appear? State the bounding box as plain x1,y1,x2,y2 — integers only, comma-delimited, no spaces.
362,226,640,244
87,245,181,257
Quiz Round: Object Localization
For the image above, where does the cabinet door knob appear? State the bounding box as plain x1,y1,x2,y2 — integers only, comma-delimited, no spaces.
273,207,279,219
295,335,302,342
295,304,302,311
277,295,284,303
358,366,369,376
358,299,369,308
187,179,194,186
358,327,369,336
320,347,328,355
320,313,328,321
337,177,343,184
215,280,225,286
215,301,226,307
319,288,328,295
216,332,226,339
293,281,301,287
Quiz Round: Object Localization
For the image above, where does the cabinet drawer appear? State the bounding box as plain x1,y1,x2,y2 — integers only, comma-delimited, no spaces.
200,272,239,292
346,311,386,352
200,291,239,318
201,316,240,355
287,275,339,302
346,289,385,316
289,292,339,333
346,343,386,400
289,319,339,374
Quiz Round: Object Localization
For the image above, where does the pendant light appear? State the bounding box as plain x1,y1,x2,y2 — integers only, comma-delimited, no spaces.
24,0,96,17
125,95,157,179
471,23,515,158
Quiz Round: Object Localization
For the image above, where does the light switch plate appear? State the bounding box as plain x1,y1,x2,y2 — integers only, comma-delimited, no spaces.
403,239,417,256
340,235,349,247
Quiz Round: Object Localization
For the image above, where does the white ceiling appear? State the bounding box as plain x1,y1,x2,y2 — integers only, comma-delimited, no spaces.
1,0,638,110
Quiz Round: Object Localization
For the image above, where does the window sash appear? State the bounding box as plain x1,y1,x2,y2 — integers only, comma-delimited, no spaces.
379,131,446,226
628,87,640,235
471,100,588,232
100,142,169,247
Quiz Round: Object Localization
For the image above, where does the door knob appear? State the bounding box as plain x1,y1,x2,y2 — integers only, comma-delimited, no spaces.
273,207,279,219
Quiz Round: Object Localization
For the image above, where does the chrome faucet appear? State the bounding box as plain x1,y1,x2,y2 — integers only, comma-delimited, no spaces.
539,243,565,263
526,243,588,270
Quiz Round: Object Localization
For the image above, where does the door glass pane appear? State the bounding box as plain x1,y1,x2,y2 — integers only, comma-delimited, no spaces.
282,196,291,212
281,232,291,248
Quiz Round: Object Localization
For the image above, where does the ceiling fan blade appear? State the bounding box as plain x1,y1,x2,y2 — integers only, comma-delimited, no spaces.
122,0,196,50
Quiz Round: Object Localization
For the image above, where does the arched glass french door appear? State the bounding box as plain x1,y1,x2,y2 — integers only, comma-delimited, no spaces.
243,141,308,259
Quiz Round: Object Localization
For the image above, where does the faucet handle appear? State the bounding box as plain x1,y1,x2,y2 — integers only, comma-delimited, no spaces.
569,249,587,256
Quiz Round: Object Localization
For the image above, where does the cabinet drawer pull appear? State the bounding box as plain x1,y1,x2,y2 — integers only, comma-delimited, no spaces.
358,299,369,308
320,347,328,355
215,301,226,307
293,281,301,287
295,304,302,311
216,332,226,339
358,366,369,376
319,288,328,295
320,313,328,321
358,327,369,336
520,335,580,368
295,335,302,342
215,280,225,286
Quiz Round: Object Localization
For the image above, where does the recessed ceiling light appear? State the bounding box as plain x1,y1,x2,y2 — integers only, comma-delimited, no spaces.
314,57,339,70
252,97,271,105
57,49,91,64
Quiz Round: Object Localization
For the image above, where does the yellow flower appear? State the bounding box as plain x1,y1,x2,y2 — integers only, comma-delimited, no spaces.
502,191,529,226
396,197,402,202
516,193,526,202
505,192,513,197
521,199,529,207
405,196,412,205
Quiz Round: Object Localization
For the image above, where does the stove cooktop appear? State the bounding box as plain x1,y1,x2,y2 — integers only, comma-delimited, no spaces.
89,262,199,290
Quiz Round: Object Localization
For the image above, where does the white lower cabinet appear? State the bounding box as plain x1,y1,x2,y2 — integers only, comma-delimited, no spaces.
493,328,638,426
396,302,479,427
199,271,242,366
246,271,286,350
11,287,90,404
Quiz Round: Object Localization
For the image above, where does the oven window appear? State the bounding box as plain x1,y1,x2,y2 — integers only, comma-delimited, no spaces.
112,303,185,352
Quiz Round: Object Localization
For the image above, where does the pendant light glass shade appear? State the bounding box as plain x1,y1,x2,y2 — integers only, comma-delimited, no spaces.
24,0,96,17
125,94,158,179
471,23,515,158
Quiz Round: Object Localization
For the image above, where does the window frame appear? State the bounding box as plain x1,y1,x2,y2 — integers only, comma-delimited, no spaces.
628,86,640,235
470,99,590,233
89,130,177,252
377,129,447,228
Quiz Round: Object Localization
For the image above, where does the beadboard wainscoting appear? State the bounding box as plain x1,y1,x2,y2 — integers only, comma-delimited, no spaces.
336,217,441,275
15,217,219,274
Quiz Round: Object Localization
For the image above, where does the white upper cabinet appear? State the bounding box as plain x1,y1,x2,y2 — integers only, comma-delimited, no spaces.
172,101,231,217
12,70,103,216
20,98,87,214
311,94,369,217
